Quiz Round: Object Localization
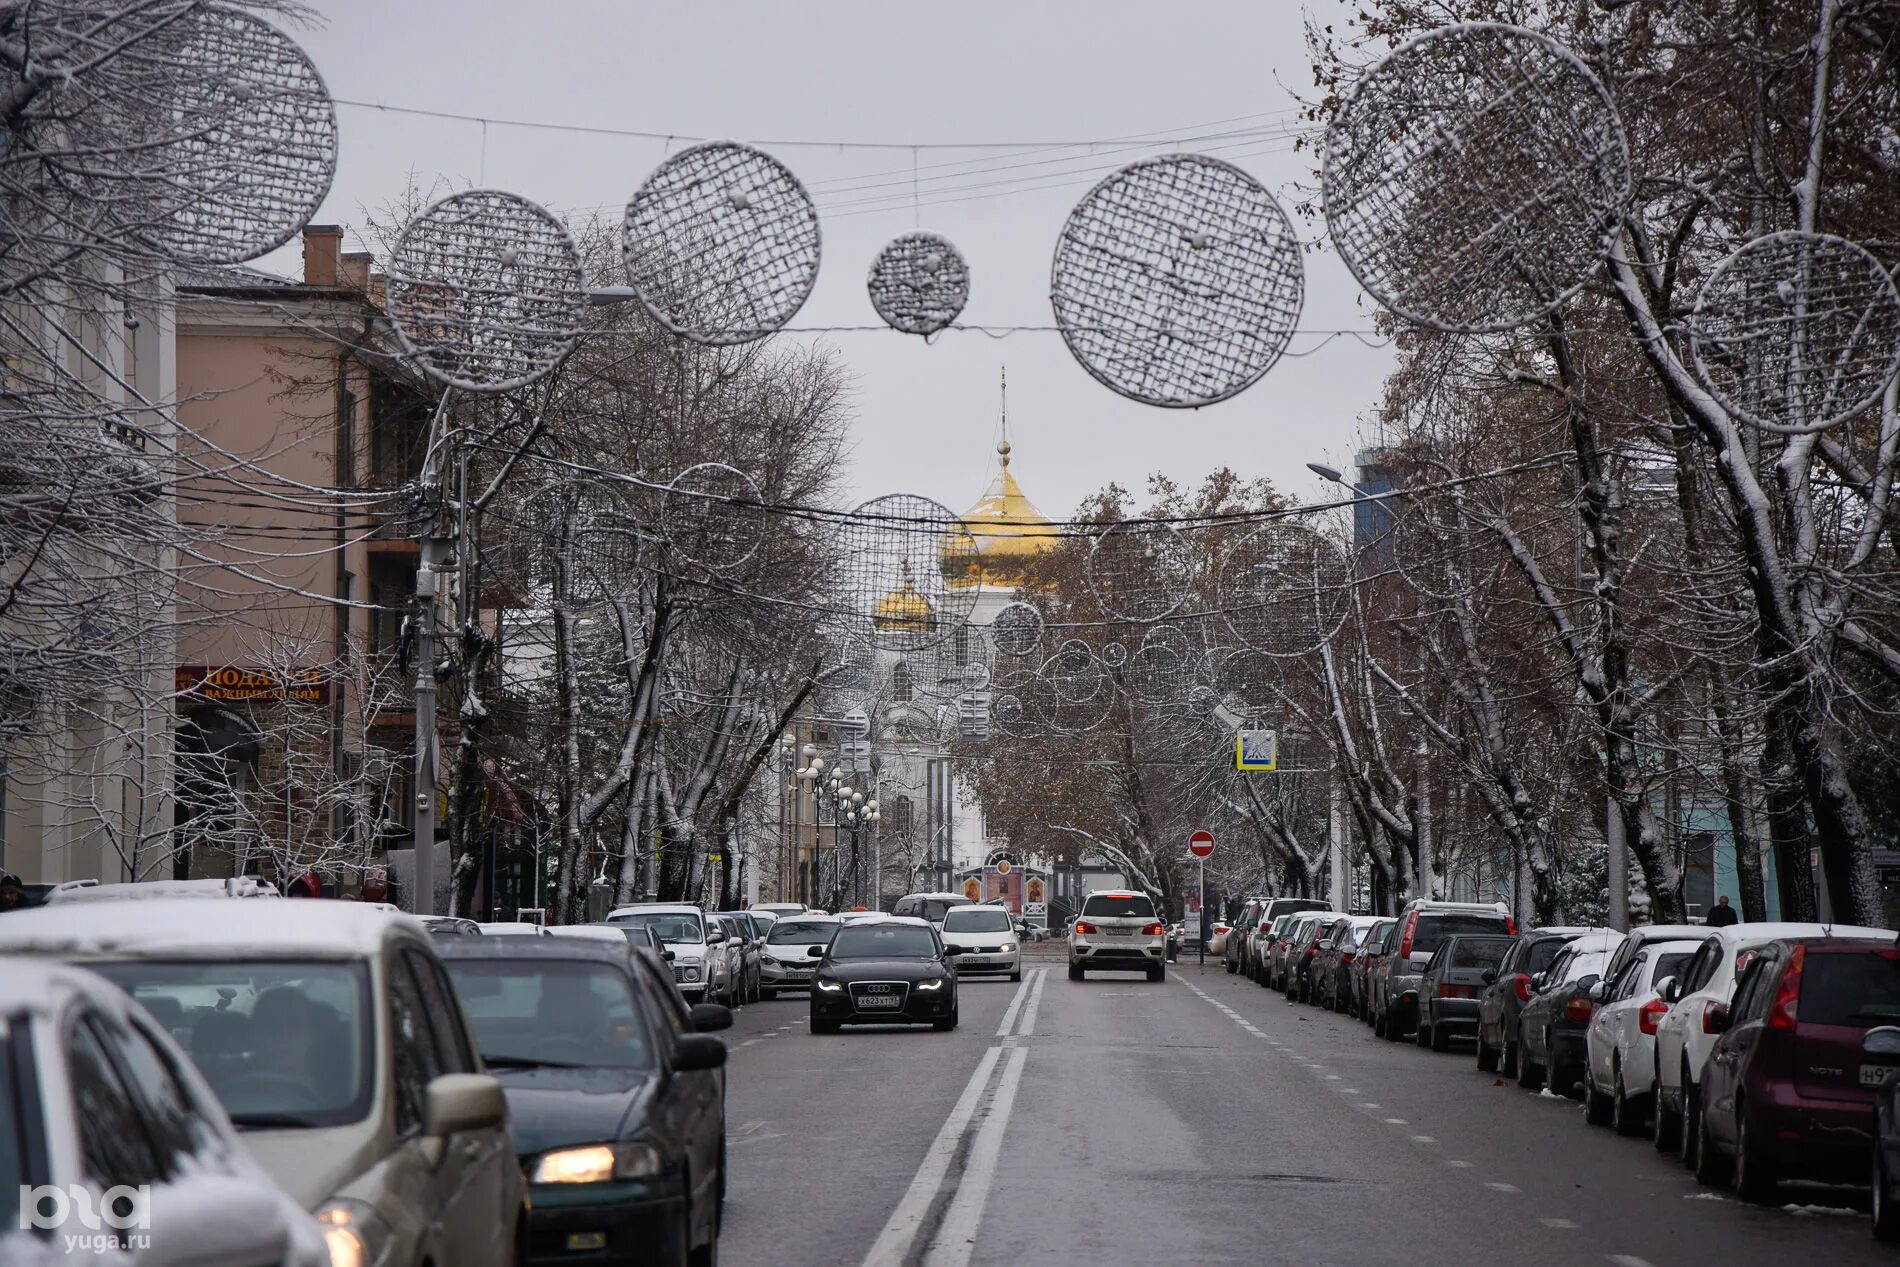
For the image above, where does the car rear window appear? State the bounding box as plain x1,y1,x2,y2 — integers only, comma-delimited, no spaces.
1526,938,1571,975
1411,914,1509,955
1653,951,1694,986
1083,894,1155,919
1450,938,1512,969
1799,949,1900,1026
1558,950,1610,983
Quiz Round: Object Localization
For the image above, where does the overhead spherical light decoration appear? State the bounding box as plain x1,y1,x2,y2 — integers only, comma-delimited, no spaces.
988,601,1046,658
661,462,769,571
1214,647,1284,718
1099,641,1129,669
1050,153,1303,407
810,621,878,711
867,232,971,336
1031,649,1112,734
1086,521,1198,622
1218,523,1352,657
387,190,587,392
87,5,339,264
840,494,978,652
1688,232,1900,433
622,141,821,345
1125,626,1204,706
557,481,642,604
1323,23,1631,333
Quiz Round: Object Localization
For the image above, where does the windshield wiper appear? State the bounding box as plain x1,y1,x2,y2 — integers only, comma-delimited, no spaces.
483,1054,588,1070
229,1112,322,1128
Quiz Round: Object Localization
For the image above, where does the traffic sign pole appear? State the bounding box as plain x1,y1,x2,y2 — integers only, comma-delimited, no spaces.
1186,830,1215,969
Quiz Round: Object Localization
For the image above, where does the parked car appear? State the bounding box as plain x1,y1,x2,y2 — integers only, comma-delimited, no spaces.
1692,937,1900,1205
1255,913,1295,987
1515,931,1623,1094
479,921,552,936
44,876,283,903
1475,927,1592,1073
1248,898,1334,982
1652,920,1891,1162
1350,919,1399,1020
751,902,807,920
437,934,731,1264
1871,1025,1900,1239
1312,915,1385,1012
810,917,962,1032
1224,898,1267,975
1417,933,1516,1052
0,899,529,1267
759,914,840,998
1582,937,1701,1134
715,911,766,1004
0,956,330,1267
890,891,974,926
1206,920,1233,959
418,915,483,937
1069,890,1167,981
609,904,720,1004
1380,900,1516,1041
942,904,1023,981
1272,913,1328,993
1283,915,1338,1004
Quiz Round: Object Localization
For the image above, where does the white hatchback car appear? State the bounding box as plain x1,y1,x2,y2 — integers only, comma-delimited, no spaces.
941,905,1023,982
1067,891,1167,981
1652,920,1893,1157
0,957,329,1266
1581,938,1701,1135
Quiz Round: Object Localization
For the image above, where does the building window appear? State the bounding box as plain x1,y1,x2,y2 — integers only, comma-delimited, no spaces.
892,661,912,702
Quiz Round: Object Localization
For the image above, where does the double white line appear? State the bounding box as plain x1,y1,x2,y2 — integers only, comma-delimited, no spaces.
860,969,1045,1267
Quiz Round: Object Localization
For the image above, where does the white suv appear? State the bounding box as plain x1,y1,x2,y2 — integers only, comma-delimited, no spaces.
608,904,718,1001
1068,891,1167,981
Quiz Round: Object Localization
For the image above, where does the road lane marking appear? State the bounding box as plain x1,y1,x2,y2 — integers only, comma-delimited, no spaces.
1410,1135,1436,1144
1446,1160,1473,1168
1485,1182,1520,1193
1607,1257,1657,1267
1383,1117,1408,1125
995,970,1036,1037
858,1046,1004,1267
920,1046,1030,1267
1013,969,1048,1038
1540,1218,1578,1229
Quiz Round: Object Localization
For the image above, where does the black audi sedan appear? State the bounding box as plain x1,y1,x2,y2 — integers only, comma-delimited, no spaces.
437,937,732,1266
808,915,963,1033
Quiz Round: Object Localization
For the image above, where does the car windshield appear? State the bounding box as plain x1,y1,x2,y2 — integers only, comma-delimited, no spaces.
1450,938,1512,969
612,912,704,944
1559,950,1610,983
918,900,968,922
1083,894,1155,919
768,921,837,945
1799,949,1900,1025
89,960,371,1129
1411,914,1509,955
444,960,654,1070
944,908,1013,933
828,924,939,959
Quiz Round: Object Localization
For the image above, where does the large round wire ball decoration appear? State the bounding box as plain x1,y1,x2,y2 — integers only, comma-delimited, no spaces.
810,621,878,705
387,190,587,393
1086,521,1198,622
622,141,821,346
1215,647,1284,717
1031,651,1113,734
559,483,642,603
1219,523,1352,657
1125,631,1204,706
989,601,1046,658
868,232,970,336
107,7,339,264
1688,232,1900,433
661,463,768,571
990,690,1030,739
1322,23,1632,334
1050,154,1304,408
839,494,978,652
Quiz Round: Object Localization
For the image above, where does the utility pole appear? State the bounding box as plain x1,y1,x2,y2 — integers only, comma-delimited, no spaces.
411,536,447,916
1607,800,1628,930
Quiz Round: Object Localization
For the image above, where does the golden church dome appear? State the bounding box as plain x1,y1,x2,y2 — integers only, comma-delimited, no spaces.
942,439,1057,590
873,559,938,632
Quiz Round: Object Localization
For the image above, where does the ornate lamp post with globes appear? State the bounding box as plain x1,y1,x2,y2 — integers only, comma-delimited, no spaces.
795,749,880,910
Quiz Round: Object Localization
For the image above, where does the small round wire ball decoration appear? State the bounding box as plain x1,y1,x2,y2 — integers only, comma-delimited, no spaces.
867,232,970,336
1087,521,1198,622
623,141,821,346
661,463,768,572
1688,232,1900,434
988,601,1045,658
838,494,978,653
1322,22,1632,334
387,190,587,393
110,6,338,264
1050,153,1304,408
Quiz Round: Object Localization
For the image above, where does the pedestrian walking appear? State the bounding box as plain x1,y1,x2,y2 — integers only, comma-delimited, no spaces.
0,872,24,911
1706,894,1740,927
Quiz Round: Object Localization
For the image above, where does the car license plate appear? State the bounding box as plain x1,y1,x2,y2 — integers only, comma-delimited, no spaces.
857,995,901,1009
1860,1063,1898,1087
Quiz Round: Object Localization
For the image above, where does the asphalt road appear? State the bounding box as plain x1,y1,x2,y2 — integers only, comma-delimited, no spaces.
714,946,1889,1267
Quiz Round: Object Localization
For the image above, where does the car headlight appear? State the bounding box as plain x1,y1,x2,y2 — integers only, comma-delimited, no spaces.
999,942,1017,953
316,1199,395,1267
815,978,844,993
532,1141,663,1184
916,978,946,992
680,965,702,982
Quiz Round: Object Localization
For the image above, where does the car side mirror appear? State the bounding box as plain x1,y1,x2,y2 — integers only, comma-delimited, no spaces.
706,928,726,943
662,948,676,961
807,944,826,957
1706,1002,1730,1034
425,1073,505,1138
1655,976,1677,1003
1530,972,1547,991
943,945,965,956
674,1034,728,1073
1480,969,1497,986
1587,980,1609,1002
690,1003,733,1033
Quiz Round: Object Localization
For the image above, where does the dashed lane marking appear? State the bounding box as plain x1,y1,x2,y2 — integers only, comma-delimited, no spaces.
1485,1182,1521,1193
1410,1135,1436,1144
1540,1219,1578,1230
1607,1257,1657,1267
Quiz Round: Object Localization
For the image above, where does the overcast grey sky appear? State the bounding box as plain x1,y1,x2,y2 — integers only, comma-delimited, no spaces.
264,0,1389,518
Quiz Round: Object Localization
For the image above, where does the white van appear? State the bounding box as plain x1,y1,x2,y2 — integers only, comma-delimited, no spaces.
891,892,975,927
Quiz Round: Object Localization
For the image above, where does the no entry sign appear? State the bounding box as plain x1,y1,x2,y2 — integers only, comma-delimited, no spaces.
1187,830,1216,859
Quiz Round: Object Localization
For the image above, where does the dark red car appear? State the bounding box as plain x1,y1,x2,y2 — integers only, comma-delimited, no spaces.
1694,937,1900,1202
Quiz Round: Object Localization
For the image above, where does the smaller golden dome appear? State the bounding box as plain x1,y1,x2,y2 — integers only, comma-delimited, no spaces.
942,439,1056,590
873,559,937,632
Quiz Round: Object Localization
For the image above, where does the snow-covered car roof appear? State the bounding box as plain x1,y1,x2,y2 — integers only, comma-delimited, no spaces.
0,897,425,960
46,876,282,903
1707,920,1894,945
608,903,705,918
545,925,630,945
0,956,127,1015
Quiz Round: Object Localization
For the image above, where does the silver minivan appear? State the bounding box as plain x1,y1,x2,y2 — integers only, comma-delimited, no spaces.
0,898,526,1267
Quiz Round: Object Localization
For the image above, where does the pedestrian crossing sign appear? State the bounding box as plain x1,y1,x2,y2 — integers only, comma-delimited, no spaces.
1236,729,1278,772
